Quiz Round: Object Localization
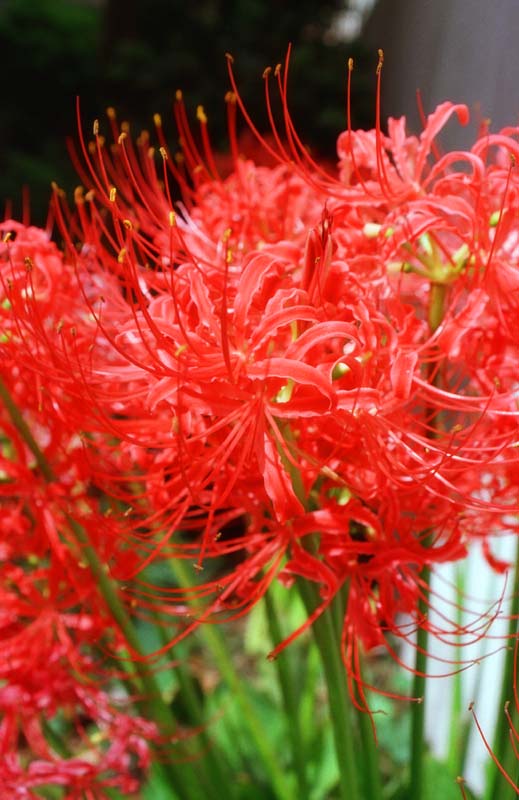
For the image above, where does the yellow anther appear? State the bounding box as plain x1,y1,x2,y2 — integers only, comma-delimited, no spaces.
117,248,126,263
153,113,162,127
159,146,168,160
74,186,84,204
24,257,33,272
109,187,117,203
223,227,232,241
225,91,236,104
376,48,384,74
2,232,12,243
225,52,234,64
348,57,354,71
175,89,183,102
169,210,176,227
196,105,207,124
274,63,282,77
148,147,155,159
85,190,95,202
93,119,100,136
118,132,127,144
123,219,132,230
106,107,116,120
262,66,272,79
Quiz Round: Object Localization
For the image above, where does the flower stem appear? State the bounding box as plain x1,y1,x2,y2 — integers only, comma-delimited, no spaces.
298,580,360,800
356,705,383,800
428,282,447,333
277,422,363,800
332,585,382,800
409,565,430,800
264,588,309,797
410,278,447,799
170,557,295,800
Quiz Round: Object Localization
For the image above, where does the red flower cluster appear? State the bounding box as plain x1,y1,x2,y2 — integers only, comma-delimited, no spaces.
3,52,519,770
0,224,157,797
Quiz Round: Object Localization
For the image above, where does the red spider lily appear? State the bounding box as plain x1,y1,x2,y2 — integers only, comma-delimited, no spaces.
0,242,162,794
5,50,519,713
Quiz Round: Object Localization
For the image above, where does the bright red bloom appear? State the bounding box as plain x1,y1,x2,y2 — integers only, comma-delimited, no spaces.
0,231,160,796
6,53,519,712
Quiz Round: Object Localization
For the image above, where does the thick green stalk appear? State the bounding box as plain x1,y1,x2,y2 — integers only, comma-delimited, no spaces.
357,707,383,800
409,565,431,800
298,580,361,800
332,585,382,800
153,615,234,800
277,422,363,800
410,279,447,799
170,557,295,800
485,537,519,800
264,589,309,797
428,282,447,335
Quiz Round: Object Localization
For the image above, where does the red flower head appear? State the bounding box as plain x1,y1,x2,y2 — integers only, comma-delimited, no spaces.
8,51,519,707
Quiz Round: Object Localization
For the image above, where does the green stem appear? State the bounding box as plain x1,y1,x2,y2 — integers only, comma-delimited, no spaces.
410,278,447,799
264,589,309,797
429,282,447,334
333,584,382,800
357,707,383,800
277,421,362,800
170,557,295,800
298,580,360,800
0,376,55,482
485,537,519,800
410,565,430,800
154,616,233,800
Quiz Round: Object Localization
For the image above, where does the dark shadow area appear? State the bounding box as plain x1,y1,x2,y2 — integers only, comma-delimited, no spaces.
1,0,375,225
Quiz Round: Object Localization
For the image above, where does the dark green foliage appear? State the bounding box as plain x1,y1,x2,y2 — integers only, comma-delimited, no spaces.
0,0,99,221
1,0,374,224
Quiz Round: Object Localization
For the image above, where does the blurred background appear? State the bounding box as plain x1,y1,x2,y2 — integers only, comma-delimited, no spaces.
0,0,376,224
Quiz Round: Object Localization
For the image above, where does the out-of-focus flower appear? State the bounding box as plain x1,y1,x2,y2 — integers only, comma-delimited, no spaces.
0,228,157,796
